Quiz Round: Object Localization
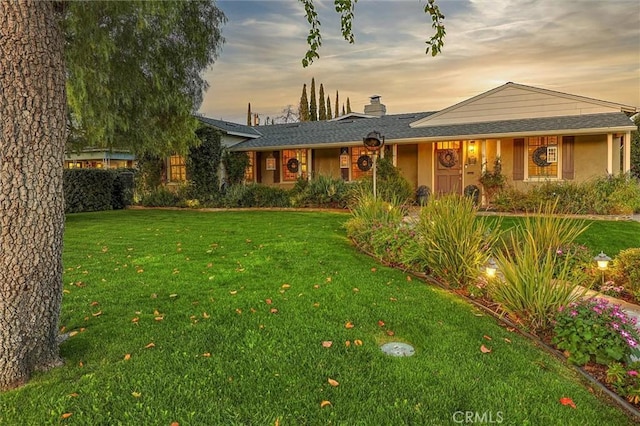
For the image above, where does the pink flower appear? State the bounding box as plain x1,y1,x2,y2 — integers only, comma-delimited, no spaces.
570,310,578,317
628,370,638,377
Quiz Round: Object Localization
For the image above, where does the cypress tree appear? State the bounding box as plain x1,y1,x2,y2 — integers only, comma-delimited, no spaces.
326,96,332,120
309,77,318,121
318,83,326,120
342,104,346,116
247,102,252,126
299,83,310,121
335,90,339,118
346,97,352,113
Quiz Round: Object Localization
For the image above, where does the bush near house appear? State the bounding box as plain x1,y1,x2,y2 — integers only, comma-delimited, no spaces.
64,168,135,213
493,174,640,215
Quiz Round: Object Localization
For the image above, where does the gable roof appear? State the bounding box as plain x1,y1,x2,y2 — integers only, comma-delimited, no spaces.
410,82,637,128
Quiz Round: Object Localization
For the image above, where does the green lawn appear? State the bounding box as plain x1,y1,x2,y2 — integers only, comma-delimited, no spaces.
1,210,637,425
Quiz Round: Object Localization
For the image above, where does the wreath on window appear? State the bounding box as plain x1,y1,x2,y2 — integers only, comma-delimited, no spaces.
286,158,299,173
438,149,458,168
532,146,550,167
357,155,372,171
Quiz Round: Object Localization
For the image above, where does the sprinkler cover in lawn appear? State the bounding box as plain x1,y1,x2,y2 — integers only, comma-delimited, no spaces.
380,342,415,357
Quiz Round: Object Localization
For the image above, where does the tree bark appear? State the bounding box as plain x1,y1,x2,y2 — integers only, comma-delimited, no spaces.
0,0,67,390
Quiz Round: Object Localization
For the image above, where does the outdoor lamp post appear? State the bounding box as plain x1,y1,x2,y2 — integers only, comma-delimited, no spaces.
485,258,498,279
593,251,611,286
363,131,385,199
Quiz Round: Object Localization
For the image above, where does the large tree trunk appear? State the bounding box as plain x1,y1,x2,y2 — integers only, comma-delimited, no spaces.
0,0,67,390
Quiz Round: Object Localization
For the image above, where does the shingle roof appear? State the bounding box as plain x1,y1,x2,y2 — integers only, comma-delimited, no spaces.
226,111,635,151
197,116,262,138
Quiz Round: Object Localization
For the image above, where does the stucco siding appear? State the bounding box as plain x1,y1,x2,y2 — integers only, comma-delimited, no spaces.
574,135,608,181
397,144,418,188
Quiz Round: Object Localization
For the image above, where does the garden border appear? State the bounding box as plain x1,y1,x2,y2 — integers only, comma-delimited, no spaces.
352,239,640,421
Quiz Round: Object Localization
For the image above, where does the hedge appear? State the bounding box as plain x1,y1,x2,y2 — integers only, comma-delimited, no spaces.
64,168,135,213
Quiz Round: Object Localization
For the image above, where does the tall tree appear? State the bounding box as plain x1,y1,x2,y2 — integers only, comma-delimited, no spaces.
309,77,318,121
346,97,352,114
335,90,340,118
1,0,67,391
299,83,310,121
247,103,252,126
342,104,346,116
276,105,300,124
632,115,640,179
318,83,326,120
326,96,333,120
0,0,225,391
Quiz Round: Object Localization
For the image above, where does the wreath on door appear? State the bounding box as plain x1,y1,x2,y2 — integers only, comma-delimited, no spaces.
532,146,550,167
438,149,458,168
286,158,300,173
357,155,372,171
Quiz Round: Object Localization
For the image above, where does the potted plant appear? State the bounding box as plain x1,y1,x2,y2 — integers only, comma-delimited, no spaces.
479,157,506,205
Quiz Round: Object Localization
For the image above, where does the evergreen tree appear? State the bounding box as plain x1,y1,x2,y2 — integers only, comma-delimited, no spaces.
247,103,252,126
299,83,310,121
632,115,640,179
326,96,332,120
335,90,339,118
342,104,346,116
309,77,318,121
318,83,326,120
346,97,352,113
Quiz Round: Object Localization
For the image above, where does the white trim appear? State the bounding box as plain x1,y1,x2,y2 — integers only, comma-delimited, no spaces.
624,131,632,173
607,133,613,174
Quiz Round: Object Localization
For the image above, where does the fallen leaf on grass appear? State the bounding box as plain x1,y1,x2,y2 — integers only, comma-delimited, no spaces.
270,308,279,314
354,339,363,346
202,312,210,319
229,290,238,295
378,320,385,327
281,284,291,289
328,378,339,387
92,311,102,317
313,284,320,289
235,309,242,315
345,340,351,347
132,391,142,398
483,335,492,341
313,303,320,308
171,422,180,426
202,353,211,357
345,322,354,329
326,277,332,283
124,354,131,361
352,288,359,292
386,330,395,336
371,267,377,272
153,309,161,316
69,393,79,398
90,301,99,307
69,331,78,337
169,293,178,298
320,400,332,408
560,397,576,408
131,317,139,324
145,342,155,349
389,297,397,302
322,341,333,348
480,345,492,353
265,298,272,305
61,413,73,419
154,316,164,321
503,338,512,344
406,275,412,282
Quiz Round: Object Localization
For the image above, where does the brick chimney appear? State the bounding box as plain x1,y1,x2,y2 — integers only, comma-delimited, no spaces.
364,95,386,117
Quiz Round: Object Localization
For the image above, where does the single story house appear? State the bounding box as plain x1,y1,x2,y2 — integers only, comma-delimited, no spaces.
169,82,639,200
64,147,136,169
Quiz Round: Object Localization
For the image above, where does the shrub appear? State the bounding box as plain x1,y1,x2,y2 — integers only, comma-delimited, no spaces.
405,194,501,289
187,126,223,202
221,183,290,208
356,157,414,206
553,298,640,365
613,248,640,296
479,157,506,204
606,362,640,404
139,187,182,207
291,174,350,207
64,168,115,213
488,202,590,330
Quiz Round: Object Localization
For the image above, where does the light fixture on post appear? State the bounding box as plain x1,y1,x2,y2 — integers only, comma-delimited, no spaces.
363,131,385,198
467,141,477,165
485,258,498,279
593,251,611,286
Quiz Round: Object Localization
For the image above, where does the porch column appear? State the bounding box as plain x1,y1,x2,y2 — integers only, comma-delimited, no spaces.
607,133,613,174
481,140,487,173
307,148,313,179
624,132,632,174
496,139,501,158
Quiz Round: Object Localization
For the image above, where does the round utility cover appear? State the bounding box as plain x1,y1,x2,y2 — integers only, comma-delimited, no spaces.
380,342,415,357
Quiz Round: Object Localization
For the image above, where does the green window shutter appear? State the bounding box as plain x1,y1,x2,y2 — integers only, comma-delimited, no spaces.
513,138,525,180
562,136,575,180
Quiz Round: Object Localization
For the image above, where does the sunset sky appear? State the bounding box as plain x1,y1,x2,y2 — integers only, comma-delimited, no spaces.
200,0,640,124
